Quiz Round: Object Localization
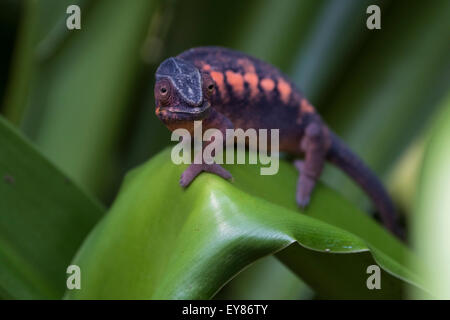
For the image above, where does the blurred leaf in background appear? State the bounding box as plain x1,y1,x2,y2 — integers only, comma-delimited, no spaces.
413,93,450,299
215,256,313,300
4,0,162,201
0,116,103,299
1,0,33,121
0,0,20,98
321,0,450,213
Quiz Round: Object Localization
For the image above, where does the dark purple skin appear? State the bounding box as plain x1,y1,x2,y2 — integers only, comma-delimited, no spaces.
154,46,399,237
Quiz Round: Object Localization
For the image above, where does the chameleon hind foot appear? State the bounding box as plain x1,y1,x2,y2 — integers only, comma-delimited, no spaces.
180,163,233,188
294,160,316,208
295,122,327,209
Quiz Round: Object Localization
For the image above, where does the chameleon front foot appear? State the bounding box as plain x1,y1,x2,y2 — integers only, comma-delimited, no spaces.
180,163,233,188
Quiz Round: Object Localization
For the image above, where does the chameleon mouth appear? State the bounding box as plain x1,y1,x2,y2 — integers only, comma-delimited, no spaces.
165,102,210,115
156,102,211,122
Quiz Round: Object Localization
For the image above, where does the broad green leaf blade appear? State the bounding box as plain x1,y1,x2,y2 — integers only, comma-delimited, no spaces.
0,116,104,299
413,93,450,299
65,148,424,299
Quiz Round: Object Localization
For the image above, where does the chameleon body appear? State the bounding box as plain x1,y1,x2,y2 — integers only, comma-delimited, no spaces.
154,46,398,235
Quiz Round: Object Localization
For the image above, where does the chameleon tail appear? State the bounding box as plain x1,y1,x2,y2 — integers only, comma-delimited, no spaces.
326,131,401,237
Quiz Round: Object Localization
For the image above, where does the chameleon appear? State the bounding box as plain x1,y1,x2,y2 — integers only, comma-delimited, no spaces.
154,46,399,236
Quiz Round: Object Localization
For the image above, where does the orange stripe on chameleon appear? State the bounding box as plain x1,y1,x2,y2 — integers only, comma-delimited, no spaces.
300,98,315,113
243,72,259,99
277,78,291,104
237,58,256,73
202,64,212,71
225,70,245,98
260,78,275,92
210,71,228,102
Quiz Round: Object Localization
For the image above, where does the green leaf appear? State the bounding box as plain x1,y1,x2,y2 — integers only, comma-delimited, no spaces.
235,0,323,70
413,92,450,299
21,0,159,196
0,116,103,299
2,0,38,124
2,0,86,125
321,0,450,207
289,0,388,102
215,255,313,300
65,148,424,299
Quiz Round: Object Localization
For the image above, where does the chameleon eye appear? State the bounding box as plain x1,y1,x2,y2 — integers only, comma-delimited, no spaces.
160,87,168,95
207,83,215,92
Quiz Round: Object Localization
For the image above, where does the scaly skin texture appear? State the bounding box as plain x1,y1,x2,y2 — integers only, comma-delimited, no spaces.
154,46,399,236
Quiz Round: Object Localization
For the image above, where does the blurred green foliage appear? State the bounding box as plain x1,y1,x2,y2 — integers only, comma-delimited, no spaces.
0,0,449,299
413,92,450,299
0,117,103,299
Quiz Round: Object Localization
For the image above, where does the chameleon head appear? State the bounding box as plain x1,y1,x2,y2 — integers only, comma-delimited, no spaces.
154,57,215,126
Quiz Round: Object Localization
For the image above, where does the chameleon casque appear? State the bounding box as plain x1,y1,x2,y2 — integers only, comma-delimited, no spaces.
154,46,398,236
